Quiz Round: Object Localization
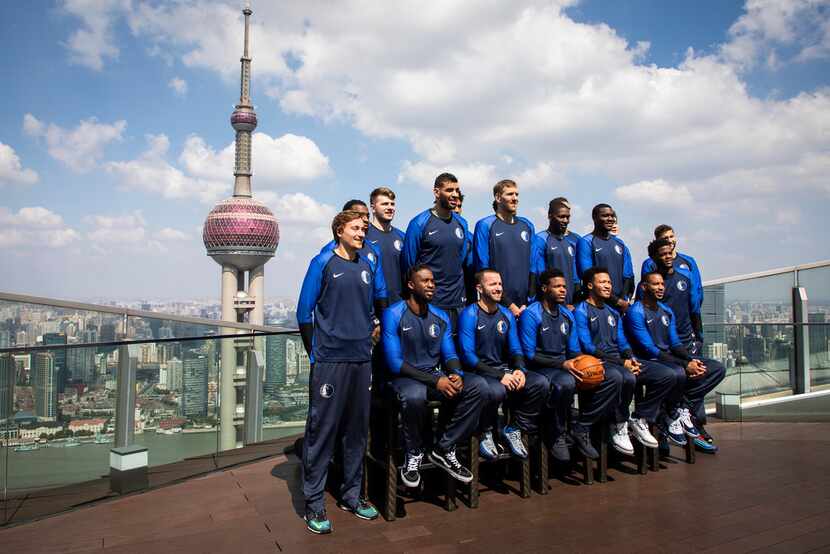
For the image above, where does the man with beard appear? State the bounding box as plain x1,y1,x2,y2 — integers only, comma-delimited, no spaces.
367,187,406,304
533,198,580,307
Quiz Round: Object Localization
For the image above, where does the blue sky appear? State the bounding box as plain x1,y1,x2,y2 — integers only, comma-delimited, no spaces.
1,0,828,302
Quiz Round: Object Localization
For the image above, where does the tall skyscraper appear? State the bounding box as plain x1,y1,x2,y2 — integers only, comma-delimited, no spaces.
42,332,67,393
182,353,208,418
809,312,828,365
0,353,14,421
202,6,279,450
702,283,726,344
265,335,288,400
32,352,57,420
67,346,96,384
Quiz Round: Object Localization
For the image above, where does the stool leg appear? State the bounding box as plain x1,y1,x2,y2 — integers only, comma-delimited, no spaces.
445,473,457,512
383,404,398,522
595,424,608,483
519,434,531,498
635,441,648,475
469,434,480,509
647,424,659,472
537,435,549,495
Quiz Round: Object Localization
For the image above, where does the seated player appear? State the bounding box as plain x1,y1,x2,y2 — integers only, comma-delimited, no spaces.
624,272,726,449
458,269,547,460
648,238,727,451
383,265,484,486
574,268,676,455
519,269,622,462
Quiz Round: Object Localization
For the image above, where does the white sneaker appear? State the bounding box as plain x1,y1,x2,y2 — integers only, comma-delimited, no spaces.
629,417,659,448
677,407,700,438
609,422,634,455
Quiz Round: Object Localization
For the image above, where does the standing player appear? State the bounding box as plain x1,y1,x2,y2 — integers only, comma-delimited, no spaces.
458,269,547,460
574,268,675,455
383,265,484,486
367,187,406,304
533,198,580,307
297,210,385,534
624,272,726,448
577,204,634,312
640,224,703,325
402,173,470,329
519,269,621,462
648,238,725,451
453,192,477,305
473,179,536,317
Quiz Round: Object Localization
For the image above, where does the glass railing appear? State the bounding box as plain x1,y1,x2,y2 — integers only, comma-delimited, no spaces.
0,293,299,526
702,260,830,423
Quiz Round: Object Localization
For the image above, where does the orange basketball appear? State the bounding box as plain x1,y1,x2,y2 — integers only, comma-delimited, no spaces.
572,354,604,390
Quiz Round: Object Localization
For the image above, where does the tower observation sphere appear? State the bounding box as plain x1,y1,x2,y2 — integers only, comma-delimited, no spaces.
203,196,279,271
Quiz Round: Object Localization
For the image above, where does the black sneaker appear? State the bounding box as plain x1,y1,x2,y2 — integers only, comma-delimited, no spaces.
400,449,423,488
571,428,599,460
428,447,473,484
337,498,379,521
304,509,332,534
549,435,571,462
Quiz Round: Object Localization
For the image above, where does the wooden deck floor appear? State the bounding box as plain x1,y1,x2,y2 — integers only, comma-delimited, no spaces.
2,421,830,553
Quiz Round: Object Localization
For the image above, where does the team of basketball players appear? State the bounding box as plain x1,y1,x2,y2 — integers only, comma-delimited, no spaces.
296,173,726,534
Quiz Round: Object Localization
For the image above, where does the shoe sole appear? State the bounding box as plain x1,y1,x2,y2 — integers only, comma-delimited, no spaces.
610,441,634,456
666,434,688,447
337,503,379,521
304,518,332,535
479,445,499,461
428,452,473,484
400,471,421,489
694,439,718,453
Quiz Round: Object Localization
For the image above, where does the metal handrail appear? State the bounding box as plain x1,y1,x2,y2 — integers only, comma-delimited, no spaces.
0,291,290,333
703,259,830,287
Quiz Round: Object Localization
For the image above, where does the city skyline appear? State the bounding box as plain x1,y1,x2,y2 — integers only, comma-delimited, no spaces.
1,1,829,304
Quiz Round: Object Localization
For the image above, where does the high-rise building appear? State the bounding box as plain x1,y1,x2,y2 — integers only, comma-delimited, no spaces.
32,352,57,420
0,329,10,349
265,335,288,399
201,6,279,450
702,283,726,345
0,353,14,421
167,358,183,391
704,342,728,363
809,312,829,364
182,353,208,418
67,346,96,384
42,332,67,393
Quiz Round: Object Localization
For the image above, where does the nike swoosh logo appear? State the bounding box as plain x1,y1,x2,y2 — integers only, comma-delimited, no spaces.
495,232,505,237
402,326,412,331
647,319,653,324
541,327,550,332
370,240,378,244
590,316,598,322
332,273,344,279
428,230,438,236
477,324,486,330
595,248,602,252
551,246,558,250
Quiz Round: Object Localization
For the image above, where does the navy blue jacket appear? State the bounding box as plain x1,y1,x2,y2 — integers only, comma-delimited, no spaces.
573,301,632,363
533,230,580,304
297,249,385,364
402,210,470,310
641,252,702,313
518,301,580,370
366,224,405,304
576,233,634,299
319,239,388,302
624,300,692,366
458,303,525,380
473,214,536,307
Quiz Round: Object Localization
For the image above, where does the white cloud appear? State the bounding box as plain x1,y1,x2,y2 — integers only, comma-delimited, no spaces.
168,77,188,96
179,133,331,187
154,227,190,241
106,134,228,203
614,179,694,206
61,0,130,71
720,0,830,70
398,160,497,191
0,142,38,186
267,192,336,225
23,113,126,172
0,207,80,248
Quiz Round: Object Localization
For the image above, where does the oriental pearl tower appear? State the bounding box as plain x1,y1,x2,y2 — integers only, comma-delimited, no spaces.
202,4,278,450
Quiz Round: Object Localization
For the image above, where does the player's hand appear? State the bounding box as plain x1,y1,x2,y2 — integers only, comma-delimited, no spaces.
624,358,641,375
563,359,583,382
437,376,457,398
616,299,630,312
500,372,517,390
512,370,526,390
566,304,575,312
448,373,464,392
686,359,707,378
509,304,523,318
371,325,381,345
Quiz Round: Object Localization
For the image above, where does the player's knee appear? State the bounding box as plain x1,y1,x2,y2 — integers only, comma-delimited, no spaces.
396,382,426,408
461,374,483,401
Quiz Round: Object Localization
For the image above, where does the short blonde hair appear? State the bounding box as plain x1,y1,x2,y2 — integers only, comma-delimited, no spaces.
370,187,396,202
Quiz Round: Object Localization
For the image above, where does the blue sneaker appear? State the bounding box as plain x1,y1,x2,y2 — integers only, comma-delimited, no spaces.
694,425,718,453
304,510,332,534
660,415,687,447
337,498,379,521
501,425,528,459
677,408,700,438
479,431,498,460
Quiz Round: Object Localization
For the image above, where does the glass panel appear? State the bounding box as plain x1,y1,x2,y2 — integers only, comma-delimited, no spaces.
798,267,830,391
262,333,308,442
126,315,224,342
0,299,125,349
703,272,795,328
5,344,116,494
